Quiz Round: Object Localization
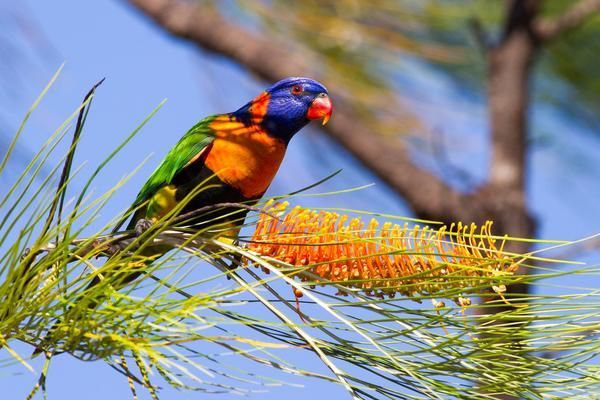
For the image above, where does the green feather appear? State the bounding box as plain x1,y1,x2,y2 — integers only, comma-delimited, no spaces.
113,115,218,232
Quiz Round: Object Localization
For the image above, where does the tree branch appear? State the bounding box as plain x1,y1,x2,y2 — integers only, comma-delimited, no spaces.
125,0,476,223
535,0,600,41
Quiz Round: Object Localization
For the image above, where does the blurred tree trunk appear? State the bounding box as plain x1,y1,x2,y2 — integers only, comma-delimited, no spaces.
483,0,539,296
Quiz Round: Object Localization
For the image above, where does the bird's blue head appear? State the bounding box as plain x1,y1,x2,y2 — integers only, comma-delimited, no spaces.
232,77,332,143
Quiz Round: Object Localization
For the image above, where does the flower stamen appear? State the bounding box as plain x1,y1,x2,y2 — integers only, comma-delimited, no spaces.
249,201,519,303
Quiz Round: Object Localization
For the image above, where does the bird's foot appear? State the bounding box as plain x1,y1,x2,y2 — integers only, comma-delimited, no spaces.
135,218,153,236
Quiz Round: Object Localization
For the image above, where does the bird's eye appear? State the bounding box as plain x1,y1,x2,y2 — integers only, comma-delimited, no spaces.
291,85,303,95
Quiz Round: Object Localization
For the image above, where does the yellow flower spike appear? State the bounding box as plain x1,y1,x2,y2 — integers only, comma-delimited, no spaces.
248,203,521,302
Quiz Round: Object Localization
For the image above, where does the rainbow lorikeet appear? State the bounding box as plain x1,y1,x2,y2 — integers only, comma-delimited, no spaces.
110,76,332,280
32,78,332,354
119,77,331,230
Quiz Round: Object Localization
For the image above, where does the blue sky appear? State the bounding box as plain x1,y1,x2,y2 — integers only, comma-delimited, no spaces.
1,1,599,399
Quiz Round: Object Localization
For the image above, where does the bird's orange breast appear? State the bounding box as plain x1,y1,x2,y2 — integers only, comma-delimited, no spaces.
205,116,286,198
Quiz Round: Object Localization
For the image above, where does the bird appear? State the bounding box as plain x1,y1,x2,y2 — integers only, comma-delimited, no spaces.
32,77,332,355
107,76,332,286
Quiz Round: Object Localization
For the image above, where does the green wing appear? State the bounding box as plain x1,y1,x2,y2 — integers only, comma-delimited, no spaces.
113,115,217,232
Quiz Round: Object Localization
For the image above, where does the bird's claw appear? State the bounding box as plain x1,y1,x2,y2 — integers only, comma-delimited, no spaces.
135,218,153,236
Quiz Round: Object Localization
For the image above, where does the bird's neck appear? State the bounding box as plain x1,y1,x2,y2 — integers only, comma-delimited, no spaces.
230,93,307,144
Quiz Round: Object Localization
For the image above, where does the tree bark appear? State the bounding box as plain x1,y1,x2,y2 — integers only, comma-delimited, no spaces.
486,0,539,242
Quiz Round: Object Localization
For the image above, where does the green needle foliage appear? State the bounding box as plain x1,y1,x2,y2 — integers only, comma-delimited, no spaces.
1,74,599,399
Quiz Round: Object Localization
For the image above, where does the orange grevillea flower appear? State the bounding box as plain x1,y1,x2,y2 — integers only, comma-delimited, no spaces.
248,201,519,301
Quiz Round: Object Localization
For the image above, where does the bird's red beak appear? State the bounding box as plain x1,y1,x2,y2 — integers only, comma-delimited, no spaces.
307,93,333,125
